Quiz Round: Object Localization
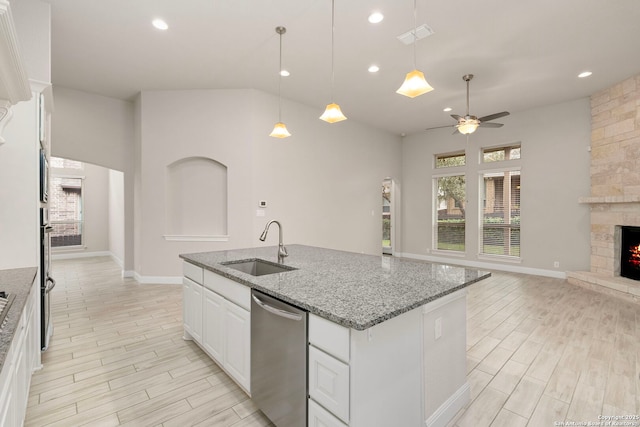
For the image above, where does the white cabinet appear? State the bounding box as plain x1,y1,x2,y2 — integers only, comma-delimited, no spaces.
221,300,250,391
0,341,15,427
0,276,39,427
309,346,350,423
309,399,348,427
182,277,202,343
182,262,251,393
308,306,426,427
202,288,224,362
307,289,469,427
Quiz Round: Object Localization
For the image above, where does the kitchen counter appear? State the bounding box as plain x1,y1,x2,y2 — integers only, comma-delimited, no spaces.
0,267,38,371
180,245,490,330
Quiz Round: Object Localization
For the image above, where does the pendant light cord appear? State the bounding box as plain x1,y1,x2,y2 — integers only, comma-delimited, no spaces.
412,0,417,69
330,0,336,101
278,30,283,121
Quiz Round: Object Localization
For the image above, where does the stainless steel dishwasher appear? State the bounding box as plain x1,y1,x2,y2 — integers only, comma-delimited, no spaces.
251,290,308,427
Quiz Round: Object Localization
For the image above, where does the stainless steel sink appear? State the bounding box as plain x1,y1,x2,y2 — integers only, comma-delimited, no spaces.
221,258,296,276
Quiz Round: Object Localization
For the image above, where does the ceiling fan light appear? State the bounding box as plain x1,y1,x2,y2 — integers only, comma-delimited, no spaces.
396,70,434,98
270,122,291,138
458,122,479,135
320,103,347,123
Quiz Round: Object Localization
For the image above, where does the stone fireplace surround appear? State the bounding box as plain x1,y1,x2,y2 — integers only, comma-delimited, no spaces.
566,74,640,304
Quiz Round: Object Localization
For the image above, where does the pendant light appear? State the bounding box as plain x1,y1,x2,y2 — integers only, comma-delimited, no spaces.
396,0,434,98
320,0,347,123
270,26,291,138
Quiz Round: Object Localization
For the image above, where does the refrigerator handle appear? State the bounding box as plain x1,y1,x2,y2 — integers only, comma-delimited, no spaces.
45,276,56,293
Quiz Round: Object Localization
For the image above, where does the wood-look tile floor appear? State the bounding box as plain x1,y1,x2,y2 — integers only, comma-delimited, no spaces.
25,257,639,426
26,257,274,427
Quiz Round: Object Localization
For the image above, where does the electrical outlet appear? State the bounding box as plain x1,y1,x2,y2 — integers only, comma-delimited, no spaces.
434,317,442,340
553,261,560,268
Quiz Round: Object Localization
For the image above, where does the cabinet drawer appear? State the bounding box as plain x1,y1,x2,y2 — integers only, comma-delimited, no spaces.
309,314,349,363
308,399,348,427
183,262,203,284
203,270,251,311
309,346,349,424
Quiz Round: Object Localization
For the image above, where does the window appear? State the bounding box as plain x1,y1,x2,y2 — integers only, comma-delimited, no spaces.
434,174,466,252
50,176,84,248
481,169,521,257
435,151,465,168
482,144,521,162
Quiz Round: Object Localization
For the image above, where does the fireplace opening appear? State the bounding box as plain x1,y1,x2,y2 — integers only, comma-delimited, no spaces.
620,226,640,281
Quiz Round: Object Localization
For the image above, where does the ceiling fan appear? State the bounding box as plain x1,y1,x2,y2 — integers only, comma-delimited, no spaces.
427,74,509,135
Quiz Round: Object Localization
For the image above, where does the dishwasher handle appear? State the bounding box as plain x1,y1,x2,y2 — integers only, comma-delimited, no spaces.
252,294,303,321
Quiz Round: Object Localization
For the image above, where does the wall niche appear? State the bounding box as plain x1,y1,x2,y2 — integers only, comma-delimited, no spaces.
165,156,228,240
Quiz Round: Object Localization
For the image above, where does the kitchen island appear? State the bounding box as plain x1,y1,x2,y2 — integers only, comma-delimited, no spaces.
180,245,490,427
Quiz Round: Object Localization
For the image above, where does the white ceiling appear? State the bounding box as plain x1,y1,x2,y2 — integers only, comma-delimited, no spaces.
44,0,640,136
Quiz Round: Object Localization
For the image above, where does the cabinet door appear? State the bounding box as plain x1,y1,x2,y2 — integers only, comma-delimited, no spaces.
183,279,193,336
183,278,203,343
223,302,250,391
309,399,348,427
14,340,26,426
202,288,225,364
309,346,350,424
191,281,203,343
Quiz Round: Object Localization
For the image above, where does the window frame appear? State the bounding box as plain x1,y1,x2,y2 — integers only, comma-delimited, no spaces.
433,171,467,256
50,174,85,250
478,164,522,261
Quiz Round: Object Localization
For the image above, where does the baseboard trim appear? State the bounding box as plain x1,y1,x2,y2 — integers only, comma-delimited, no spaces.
51,250,112,260
399,252,566,279
133,272,182,285
425,382,470,427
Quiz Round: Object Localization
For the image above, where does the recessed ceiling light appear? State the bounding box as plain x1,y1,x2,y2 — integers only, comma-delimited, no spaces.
280,70,290,77
578,71,592,78
368,12,384,24
152,18,168,30
368,65,380,73
443,107,452,112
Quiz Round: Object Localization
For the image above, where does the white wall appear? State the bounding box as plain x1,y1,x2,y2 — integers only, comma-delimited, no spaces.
135,89,402,277
250,90,402,256
401,98,592,276
51,86,135,271
108,169,125,266
50,84,591,279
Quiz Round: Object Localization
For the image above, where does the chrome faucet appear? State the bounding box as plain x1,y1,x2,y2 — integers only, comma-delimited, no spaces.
260,219,289,264
259,220,288,263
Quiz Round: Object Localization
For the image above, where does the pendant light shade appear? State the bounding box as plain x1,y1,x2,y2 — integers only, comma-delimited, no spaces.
396,69,434,98
270,122,291,138
270,26,291,138
319,103,347,123
397,0,434,98
320,0,346,123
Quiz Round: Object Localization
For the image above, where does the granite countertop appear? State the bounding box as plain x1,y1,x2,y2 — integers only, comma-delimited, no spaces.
180,245,490,330
0,267,38,371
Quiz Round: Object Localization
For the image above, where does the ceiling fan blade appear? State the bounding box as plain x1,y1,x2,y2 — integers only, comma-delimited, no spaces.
478,122,504,128
450,114,462,121
425,124,455,131
478,111,510,122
